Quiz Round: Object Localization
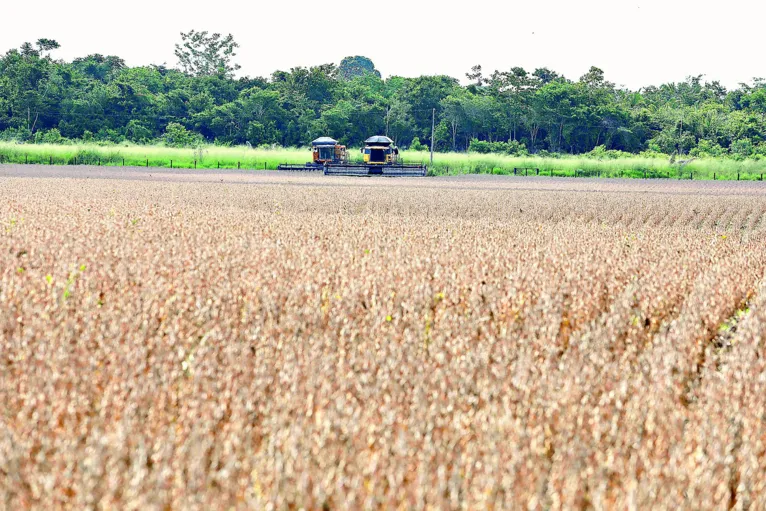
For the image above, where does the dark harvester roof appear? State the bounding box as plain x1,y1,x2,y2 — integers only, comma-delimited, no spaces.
364,135,394,146
312,137,338,146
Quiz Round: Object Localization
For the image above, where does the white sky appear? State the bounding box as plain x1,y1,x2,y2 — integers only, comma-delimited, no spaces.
2,0,763,90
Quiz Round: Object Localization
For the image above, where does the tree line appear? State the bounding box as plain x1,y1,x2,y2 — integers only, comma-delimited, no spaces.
2,34,766,158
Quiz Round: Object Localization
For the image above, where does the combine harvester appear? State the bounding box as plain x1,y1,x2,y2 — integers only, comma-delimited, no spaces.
277,137,348,171
324,136,427,177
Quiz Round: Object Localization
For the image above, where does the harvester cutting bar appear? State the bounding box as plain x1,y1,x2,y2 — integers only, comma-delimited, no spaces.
277,163,324,171
324,164,427,177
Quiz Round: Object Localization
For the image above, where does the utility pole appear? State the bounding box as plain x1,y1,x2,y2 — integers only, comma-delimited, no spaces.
430,108,435,166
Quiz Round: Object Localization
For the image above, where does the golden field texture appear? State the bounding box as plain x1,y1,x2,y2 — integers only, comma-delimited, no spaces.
2,170,766,509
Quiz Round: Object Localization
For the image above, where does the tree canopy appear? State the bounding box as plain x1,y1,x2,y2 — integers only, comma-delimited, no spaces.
174,30,240,78
338,56,381,81
2,39,766,159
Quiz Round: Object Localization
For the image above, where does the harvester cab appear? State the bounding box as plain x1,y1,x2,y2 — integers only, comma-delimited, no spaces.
363,137,399,165
278,137,348,171
324,136,427,177
314,137,347,165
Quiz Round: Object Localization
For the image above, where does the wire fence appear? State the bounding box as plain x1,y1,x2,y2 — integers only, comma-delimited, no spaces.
0,153,273,171
0,154,764,181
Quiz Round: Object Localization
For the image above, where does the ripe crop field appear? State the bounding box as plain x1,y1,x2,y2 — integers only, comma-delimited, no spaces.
2,168,766,509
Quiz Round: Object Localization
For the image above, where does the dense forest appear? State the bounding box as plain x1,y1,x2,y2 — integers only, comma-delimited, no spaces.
2,35,766,158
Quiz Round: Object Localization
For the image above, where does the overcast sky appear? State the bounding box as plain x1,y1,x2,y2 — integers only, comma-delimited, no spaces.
2,0,763,90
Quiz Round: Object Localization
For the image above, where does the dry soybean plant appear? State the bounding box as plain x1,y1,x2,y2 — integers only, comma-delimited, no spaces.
1,173,766,509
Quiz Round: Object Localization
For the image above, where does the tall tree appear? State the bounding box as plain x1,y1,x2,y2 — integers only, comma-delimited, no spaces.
466,65,484,86
338,56,381,80
174,30,241,78
35,38,60,59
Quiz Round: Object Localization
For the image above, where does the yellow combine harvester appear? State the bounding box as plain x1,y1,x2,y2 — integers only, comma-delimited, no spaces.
324,136,427,177
278,137,348,171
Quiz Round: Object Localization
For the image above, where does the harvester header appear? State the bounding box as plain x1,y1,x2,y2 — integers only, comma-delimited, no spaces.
324,135,426,177
278,137,348,171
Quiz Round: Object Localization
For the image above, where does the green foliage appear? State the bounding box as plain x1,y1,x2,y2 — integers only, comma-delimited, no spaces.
35,38,60,57
174,30,240,78
125,120,153,143
338,56,381,81
1,141,764,180
410,137,427,151
469,138,528,156
585,145,632,160
40,128,65,144
0,127,31,142
731,139,754,159
690,139,727,158
0,37,765,159
162,123,203,148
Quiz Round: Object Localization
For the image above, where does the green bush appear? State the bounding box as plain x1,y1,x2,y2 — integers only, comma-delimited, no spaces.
410,137,427,151
690,140,727,158
0,127,31,142
162,122,204,148
535,150,561,158
33,129,69,144
125,120,153,143
586,145,632,160
731,139,754,160
96,129,125,144
468,138,528,156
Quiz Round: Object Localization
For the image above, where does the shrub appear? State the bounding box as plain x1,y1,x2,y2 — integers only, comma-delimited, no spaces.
731,139,754,160
0,127,31,142
586,144,632,160
410,137,427,151
32,129,68,144
690,140,727,158
468,138,528,156
125,120,153,144
162,122,204,148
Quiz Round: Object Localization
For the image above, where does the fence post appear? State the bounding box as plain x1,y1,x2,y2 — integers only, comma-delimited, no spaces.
170,160,173,169
738,173,740,181
122,158,125,166
536,168,539,176
238,161,240,170
49,156,52,165
218,161,220,169
194,160,197,169
643,170,646,179
146,159,149,168
513,168,517,176
98,158,101,166
264,162,267,170
26,155,28,164
525,168,528,176
761,173,764,181
714,173,716,180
